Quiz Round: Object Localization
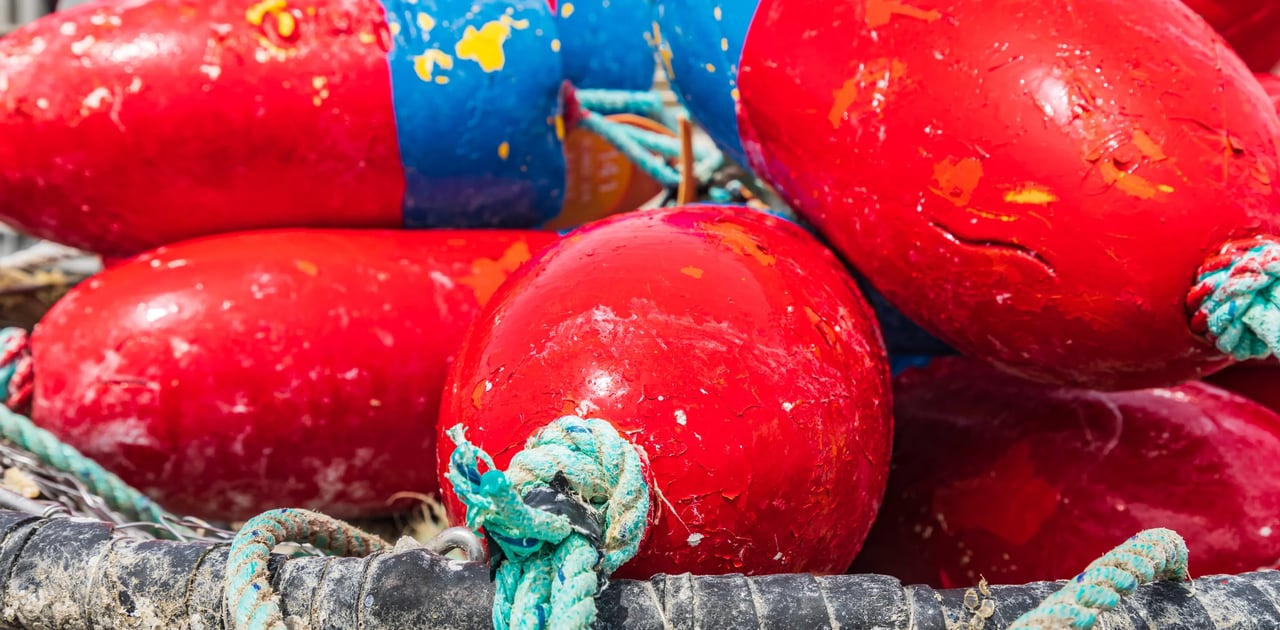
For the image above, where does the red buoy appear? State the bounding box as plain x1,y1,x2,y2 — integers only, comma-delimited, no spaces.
737,0,1280,390
0,0,567,258
26,228,558,521
1183,0,1280,72
852,357,1280,587
437,205,893,578
1204,359,1280,414
1260,73,1280,114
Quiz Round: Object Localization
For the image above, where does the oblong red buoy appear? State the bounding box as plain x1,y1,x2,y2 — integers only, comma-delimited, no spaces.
738,0,1280,390
0,0,565,258
851,356,1280,588
437,205,893,579
1183,0,1280,72
22,228,558,521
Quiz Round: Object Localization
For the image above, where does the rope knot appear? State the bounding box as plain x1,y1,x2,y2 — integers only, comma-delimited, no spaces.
0,327,33,413
1188,237,1280,361
445,416,651,630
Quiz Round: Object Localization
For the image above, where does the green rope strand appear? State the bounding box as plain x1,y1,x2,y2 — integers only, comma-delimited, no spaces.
1008,528,1189,629
226,508,389,630
445,416,650,630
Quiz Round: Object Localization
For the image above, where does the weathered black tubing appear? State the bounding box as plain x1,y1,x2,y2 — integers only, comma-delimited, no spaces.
0,509,1274,629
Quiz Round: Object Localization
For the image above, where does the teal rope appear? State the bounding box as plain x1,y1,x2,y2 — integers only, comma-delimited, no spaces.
227,508,389,630
574,88,676,129
1190,241,1280,361
445,416,650,630
1008,528,1189,630
0,403,174,526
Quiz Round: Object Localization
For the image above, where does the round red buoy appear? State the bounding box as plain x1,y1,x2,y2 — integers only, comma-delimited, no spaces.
851,356,1280,587
437,205,893,578
737,0,1280,390
28,228,558,521
0,0,566,258
1183,0,1280,72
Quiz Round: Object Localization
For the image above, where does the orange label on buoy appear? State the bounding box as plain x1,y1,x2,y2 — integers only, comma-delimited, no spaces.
547,114,668,230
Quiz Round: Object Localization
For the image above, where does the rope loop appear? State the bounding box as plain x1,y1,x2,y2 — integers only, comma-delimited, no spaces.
445,416,650,630
226,508,390,630
1188,237,1280,361
1008,528,1189,630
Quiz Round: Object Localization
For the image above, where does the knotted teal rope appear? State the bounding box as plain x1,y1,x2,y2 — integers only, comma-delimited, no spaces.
445,416,650,630
227,508,389,630
575,88,676,129
1190,241,1280,361
1008,528,1189,629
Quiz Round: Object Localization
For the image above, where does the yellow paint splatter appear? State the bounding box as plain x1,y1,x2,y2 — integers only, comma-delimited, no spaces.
1132,129,1167,161
294,259,318,275
864,0,941,28
720,37,729,51
498,142,510,160
413,49,454,82
561,2,575,17
705,222,777,266
357,31,376,44
555,114,566,141
705,63,716,72
458,241,535,304
930,157,984,207
435,76,449,84
311,76,326,90
472,381,486,409
713,6,722,20
651,23,676,81
827,58,908,129
389,21,401,35
1098,160,1164,199
245,0,286,26
551,38,561,52
730,87,740,101
455,14,529,73
275,11,296,37
681,266,704,279
1003,185,1058,206
417,12,435,32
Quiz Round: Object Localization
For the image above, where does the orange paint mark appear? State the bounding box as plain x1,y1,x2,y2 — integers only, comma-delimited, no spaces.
865,0,941,28
929,157,983,207
458,241,534,304
931,442,1061,546
1099,160,1161,199
471,381,486,409
680,266,704,279
705,222,776,266
1002,185,1058,206
828,58,908,130
1132,129,1166,162
294,259,318,276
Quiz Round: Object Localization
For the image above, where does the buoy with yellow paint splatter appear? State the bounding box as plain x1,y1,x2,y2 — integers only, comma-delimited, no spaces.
738,0,1280,390
552,0,656,90
0,0,571,258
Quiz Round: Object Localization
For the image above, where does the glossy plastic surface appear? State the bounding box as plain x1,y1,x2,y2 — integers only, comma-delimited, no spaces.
651,0,757,167
437,205,893,579
738,0,1280,390
0,0,565,257
31,228,558,520
852,357,1280,587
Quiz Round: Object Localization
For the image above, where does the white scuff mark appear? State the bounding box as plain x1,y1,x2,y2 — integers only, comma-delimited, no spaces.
35,98,49,110
781,401,794,412
200,64,222,81
70,35,97,56
169,337,193,358
686,533,704,547
60,22,77,36
674,409,686,425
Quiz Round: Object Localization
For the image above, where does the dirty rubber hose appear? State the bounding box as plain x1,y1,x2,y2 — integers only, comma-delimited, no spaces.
0,509,1272,629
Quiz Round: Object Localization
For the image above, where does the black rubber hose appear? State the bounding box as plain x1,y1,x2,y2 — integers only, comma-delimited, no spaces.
0,509,1274,629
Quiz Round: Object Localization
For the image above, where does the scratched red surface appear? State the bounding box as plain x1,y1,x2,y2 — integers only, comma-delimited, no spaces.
436,205,893,578
852,357,1280,587
0,0,403,258
30,228,558,521
737,0,1280,390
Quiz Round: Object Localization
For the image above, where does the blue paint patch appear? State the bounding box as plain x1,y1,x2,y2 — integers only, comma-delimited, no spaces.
379,0,567,228
652,0,758,169
556,0,656,90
